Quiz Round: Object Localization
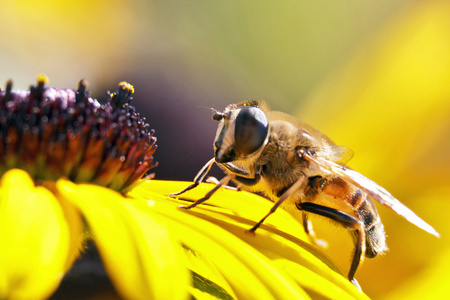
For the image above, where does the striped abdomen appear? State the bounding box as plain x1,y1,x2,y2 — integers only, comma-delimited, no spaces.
348,189,387,258
318,176,387,258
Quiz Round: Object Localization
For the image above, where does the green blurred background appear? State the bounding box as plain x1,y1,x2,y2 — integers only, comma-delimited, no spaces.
2,0,449,298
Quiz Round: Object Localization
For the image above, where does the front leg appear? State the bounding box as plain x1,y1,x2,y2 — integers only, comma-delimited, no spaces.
222,163,261,186
179,174,235,209
169,157,215,197
172,160,262,210
179,163,262,209
205,176,240,191
205,161,262,189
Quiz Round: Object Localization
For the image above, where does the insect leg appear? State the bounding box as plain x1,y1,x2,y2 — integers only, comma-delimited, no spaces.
169,157,216,197
232,173,261,186
222,163,261,186
222,162,254,177
302,213,328,248
205,176,239,191
296,202,364,288
302,213,310,234
179,174,234,209
249,174,307,232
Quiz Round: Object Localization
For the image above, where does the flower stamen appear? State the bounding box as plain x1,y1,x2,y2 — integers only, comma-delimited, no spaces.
0,77,157,191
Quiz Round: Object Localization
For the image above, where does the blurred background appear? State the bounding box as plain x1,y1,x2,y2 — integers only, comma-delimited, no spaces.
1,0,449,298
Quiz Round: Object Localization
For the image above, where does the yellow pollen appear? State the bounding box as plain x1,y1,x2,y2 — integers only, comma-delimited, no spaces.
118,81,135,94
37,74,49,85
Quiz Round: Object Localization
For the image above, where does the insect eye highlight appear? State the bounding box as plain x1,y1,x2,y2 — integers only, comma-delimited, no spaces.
234,106,268,155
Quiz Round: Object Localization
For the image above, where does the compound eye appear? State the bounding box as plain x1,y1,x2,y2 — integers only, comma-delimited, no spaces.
234,106,268,155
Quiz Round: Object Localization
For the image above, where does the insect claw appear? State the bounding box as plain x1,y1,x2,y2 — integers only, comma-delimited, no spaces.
179,201,202,209
245,228,257,236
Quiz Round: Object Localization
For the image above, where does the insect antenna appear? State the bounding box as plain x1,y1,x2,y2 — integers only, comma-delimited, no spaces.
198,106,226,121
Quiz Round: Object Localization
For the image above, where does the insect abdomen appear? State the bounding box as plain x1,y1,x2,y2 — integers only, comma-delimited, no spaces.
350,190,387,258
320,177,387,258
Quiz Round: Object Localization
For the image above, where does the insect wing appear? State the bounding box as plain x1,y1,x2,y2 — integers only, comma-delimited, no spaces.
328,145,354,165
303,152,440,238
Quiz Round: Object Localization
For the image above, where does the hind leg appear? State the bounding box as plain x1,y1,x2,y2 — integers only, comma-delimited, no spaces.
296,202,365,289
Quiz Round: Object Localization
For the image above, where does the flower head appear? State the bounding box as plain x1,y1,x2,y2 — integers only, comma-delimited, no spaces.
0,77,175,300
0,75,157,190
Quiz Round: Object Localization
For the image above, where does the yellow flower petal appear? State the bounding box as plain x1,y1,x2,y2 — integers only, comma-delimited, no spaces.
42,182,85,270
134,180,308,239
130,181,309,299
130,180,367,299
183,246,237,299
0,169,70,299
56,179,190,300
156,209,308,299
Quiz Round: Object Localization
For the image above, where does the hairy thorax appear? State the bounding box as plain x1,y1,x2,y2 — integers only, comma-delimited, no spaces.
233,120,322,201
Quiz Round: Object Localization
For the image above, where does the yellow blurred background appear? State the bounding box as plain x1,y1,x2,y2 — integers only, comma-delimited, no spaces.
1,0,449,298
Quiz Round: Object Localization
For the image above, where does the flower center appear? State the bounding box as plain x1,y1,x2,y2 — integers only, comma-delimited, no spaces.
0,75,157,191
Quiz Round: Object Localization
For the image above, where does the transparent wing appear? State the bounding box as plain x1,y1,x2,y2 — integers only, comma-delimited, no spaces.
328,145,354,165
303,151,440,238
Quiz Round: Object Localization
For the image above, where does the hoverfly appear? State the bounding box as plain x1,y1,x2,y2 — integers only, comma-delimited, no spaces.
170,100,440,287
